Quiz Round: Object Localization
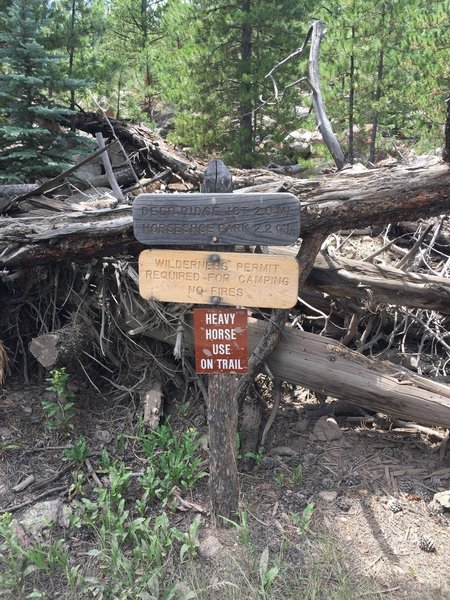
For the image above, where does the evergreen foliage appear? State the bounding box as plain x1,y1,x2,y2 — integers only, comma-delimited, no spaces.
0,0,83,183
0,0,448,179
155,0,313,167
319,0,450,162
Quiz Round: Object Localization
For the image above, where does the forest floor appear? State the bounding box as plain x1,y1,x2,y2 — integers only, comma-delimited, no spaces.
1,378,449,600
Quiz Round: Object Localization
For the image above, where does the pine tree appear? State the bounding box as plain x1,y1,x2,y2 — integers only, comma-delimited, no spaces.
156,0,313,168
320,0,450,162
0,0,83,183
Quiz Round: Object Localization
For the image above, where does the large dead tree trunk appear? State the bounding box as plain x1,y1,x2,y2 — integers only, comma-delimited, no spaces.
74,112,204,187
269,248,450,315
1,161,449,268
142,316,450,429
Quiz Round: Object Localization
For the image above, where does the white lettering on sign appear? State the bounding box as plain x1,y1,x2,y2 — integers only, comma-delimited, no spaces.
204,328,237,340
216,358,242,369
205,312,236,325
194,308,248,374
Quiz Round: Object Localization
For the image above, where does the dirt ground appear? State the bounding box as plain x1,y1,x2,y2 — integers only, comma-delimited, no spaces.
1,378,449,599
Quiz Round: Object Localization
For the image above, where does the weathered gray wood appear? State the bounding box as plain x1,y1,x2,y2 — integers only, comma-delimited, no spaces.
141,315,450,429
1,161,449,267
309,20,345,170
270,247,450,315
95,133,125,201
0,141,119,214
132,192,300,246
201,159,240,524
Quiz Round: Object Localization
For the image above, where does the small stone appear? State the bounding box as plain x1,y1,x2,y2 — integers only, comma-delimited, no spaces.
0,426,13,440
199,535,223,559
18,499,63,539
319,490,337,502
427,500,444,516
95,429,113,444
311,417,343,442
433,490,450,509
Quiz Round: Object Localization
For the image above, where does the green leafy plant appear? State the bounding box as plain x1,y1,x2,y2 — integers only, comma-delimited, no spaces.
244,446,265,465
259,545,280,594
0,512,68,597
292,464,303,485
291,502,314,536
179,514,201,562
41,368,76,436
221,509,250,548
138,422,206,506
63,435,88,464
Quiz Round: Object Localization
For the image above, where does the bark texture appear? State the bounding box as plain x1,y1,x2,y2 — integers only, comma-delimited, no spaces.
144,316,450,429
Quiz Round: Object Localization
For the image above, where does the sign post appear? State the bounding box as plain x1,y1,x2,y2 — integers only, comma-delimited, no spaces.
200,159,240,523
133,158,301,524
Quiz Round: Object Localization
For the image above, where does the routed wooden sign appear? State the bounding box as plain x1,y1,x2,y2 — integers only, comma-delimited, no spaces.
194,308,248,374
138,249,299,308
132,192,300,246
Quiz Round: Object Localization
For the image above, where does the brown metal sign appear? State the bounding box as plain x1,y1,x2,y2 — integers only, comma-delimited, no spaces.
132,192,300,246
138,249,299,308
194,308,248,374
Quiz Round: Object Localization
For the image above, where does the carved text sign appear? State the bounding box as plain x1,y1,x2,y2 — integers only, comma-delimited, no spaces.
138,249,299,308
132,193,300,246
193,308,248,374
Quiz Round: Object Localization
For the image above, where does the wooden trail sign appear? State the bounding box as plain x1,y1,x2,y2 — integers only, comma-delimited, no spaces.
132,192,300,246
194,308,248,374
138,249,299,308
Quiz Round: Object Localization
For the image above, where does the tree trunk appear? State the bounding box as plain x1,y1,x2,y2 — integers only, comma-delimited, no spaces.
309,21,345,170
144,316,450,429
239,0,253,169
2,161,448,267
348,26,355,164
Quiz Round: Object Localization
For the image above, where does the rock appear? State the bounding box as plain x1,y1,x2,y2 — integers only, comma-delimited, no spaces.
318,490,338,502
17,499,63,539
311,417,343,442
433,490,450,509
286,140,312,159
287,128,322,144
199,535,223,559
0,426,13,440
95,429,113,444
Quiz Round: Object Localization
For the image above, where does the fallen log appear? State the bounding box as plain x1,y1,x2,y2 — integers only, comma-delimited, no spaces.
307,251,450,314
74,113,204,187
29,319,91,370
271,248,450,315
141,316,450,429
1,161,449,267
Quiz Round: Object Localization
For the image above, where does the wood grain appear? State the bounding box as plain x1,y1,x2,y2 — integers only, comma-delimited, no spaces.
138,249,299,308
132,192,300,246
